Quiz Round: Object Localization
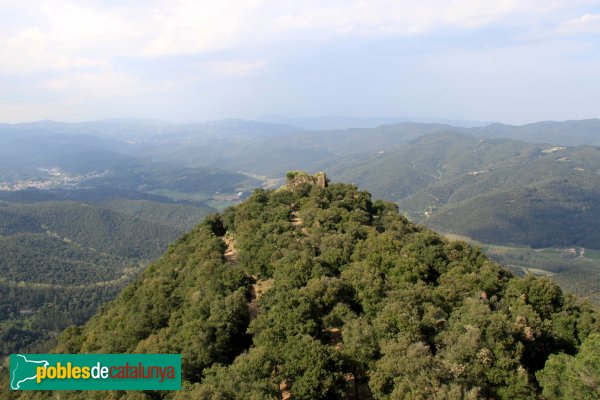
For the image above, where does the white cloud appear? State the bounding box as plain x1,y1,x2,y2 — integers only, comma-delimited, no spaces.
0,70,182,122
140,0,259,56
41,71,143,98
136,0,556,54
272,0,528,36
0,27,107,73
204,60,265,77
557,13,600,34
0,0,585,66
0,0,599,122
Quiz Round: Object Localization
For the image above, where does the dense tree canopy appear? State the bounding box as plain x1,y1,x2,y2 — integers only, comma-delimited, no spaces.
7,176,599,399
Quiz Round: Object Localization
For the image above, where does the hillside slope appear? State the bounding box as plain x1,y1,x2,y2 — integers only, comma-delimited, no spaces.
329,133,600,249
8,174,599,399
0,200,210,355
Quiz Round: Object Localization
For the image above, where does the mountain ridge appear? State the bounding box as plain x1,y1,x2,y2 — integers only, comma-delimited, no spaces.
7,174,598,399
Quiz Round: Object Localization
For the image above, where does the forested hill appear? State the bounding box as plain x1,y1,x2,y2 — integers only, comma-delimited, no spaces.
0,199,212,358
329,132,600,249
10,173,600,399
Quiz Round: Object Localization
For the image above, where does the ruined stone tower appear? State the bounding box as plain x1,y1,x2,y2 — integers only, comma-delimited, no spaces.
285,171,328,189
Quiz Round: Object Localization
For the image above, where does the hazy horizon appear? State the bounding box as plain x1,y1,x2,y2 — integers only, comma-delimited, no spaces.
4,115,600,130
1,114,495,127
1,1,599,125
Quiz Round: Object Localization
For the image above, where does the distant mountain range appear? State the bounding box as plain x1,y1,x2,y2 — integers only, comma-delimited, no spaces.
3,116,600,246
258,115,492,130
2,117,600,248
2,116,600,355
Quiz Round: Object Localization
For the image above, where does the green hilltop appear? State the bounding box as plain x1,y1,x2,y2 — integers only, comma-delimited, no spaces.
5,173,600,399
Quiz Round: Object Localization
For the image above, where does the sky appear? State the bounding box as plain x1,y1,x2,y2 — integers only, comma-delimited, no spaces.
0,0,599,124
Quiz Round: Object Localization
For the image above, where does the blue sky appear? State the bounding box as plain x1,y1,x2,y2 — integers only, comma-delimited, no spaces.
0,0,599,124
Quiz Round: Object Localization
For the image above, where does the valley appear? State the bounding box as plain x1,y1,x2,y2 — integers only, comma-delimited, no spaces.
0,195,213,354
3,3,600,397
5,173,598,399
1,117,600,358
